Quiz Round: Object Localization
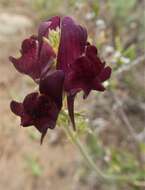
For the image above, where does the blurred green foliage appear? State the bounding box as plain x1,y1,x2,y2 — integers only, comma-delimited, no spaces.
109,0,136,22
31,0,62,17
28,128,40,141
31,0,74,18
58,109,88,135
24,155,43,177
58,109,145,188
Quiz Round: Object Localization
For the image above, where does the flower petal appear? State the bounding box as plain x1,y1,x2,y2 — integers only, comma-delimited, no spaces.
38,16,60,40
39,41,56,74
35,117,57,144
40,70,64,108
67,94,76,130
9,37,40,79
64,44,111,97
23,93,60,144
65,72,89,96
93,81,105,91
57,16,87,72
86,45,105,75
21,114,33,126
98,66,112,82
9,36,56,81
23,92,39,114
86,44,98,57
10,101,23,116
11,92,61,143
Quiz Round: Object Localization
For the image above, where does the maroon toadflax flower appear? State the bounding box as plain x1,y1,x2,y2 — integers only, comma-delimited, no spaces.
10,70,64,143
9,36,55,81
9,16,62,81
10,15,111,142
65,44,112,97
56,17,111,129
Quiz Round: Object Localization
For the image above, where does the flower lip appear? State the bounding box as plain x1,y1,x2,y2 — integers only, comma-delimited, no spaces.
10,92,61,144
9,36,39,78
65,44,112,97
9,36,56,80
10,66,65,143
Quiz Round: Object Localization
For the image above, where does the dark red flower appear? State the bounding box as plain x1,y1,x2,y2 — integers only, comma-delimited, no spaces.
9,36,55,81
10,70,64,143
56,18,111,129
57,16,87,72
10,15,112,140
65,44,112,97
56,17,88,129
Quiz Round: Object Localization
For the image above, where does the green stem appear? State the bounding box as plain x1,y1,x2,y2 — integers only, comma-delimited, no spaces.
63,125,142,183
65,126,105,180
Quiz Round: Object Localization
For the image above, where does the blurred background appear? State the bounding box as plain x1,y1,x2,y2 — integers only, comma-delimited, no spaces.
0,0,145,189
